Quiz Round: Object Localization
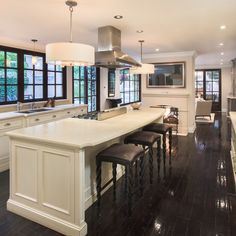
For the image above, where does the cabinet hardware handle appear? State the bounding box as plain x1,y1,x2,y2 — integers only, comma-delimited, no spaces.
52,115,57,118
35,118,40,122
4,123,11,126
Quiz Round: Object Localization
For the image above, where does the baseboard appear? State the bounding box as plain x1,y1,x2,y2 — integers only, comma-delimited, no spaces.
0,156,9,173
7,199,87,236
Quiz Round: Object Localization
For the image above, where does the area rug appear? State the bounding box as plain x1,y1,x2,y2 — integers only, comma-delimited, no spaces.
195,113,215,124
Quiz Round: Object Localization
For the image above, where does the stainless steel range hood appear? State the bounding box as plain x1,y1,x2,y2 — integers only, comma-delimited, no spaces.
95,26,141,68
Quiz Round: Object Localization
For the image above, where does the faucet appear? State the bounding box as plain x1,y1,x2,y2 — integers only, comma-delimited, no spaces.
17,101,21,111
31,102,36,110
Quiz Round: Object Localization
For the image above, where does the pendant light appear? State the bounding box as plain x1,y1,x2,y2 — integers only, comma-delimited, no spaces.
130,40,154,74
31,39,38,65
46,0,95,67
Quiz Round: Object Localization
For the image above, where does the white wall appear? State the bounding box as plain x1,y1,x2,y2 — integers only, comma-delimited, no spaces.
141,51,196,135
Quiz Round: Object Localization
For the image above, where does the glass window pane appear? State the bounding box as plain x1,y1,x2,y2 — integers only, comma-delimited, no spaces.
7,69,17,84
88,81,91,96
0,69,5,84
213,93,219,102
80,80,85,97
74,80,79,97
0,51,5,67
35,57,43,70
56,72,62,84
48,85,55,98
56,85,62,97
7,85,17,101
6,52,17,68
74,66,79,79
24,85,33,100
206,82,212,91
24,54,33,69
0,86,5,102
206,71,212,81
24,70,33,84
92,81,96,95
35,85,43,99
205,92,213,100
213,82,219,91
56,65,62,71
80,67,85,80
48,64,55,71
124,92,130,103
35,71,43,84
48,72,55,84
213,71,219,80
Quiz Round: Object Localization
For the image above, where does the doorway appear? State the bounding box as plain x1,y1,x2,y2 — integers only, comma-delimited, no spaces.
195,69,221,111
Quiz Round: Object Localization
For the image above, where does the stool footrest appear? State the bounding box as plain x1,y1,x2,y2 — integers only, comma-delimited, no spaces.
101,178,114,192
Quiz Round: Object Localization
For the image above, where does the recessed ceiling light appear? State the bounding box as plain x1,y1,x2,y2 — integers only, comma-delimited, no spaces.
219,43,224,46
114,15,123,19
136,30,143,33
221,52,224,55
220,25,226,30
220,62,223,65
155,48,160,52
220,59,224,61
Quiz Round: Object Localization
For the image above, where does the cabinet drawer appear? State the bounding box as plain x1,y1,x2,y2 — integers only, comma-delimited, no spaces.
0,118,24,131
28,113,60,126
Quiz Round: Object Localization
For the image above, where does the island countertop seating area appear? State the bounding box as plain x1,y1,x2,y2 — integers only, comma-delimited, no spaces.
6,107,165,236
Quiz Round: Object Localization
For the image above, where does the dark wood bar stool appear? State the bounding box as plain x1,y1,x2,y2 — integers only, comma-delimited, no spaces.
143,123,172,166
96,143,145,216
124,131,161,184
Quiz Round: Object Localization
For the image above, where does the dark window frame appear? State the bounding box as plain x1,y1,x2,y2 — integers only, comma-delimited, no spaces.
120,69,141,105
0,45,67,105
72,66,100,112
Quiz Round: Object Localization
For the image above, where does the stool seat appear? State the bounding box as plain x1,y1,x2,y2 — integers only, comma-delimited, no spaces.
124,131,161,147
96,143,145,216
143,123,172,134
97,143,144,164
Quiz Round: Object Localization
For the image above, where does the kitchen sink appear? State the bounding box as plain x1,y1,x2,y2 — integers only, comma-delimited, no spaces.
16,108,53,114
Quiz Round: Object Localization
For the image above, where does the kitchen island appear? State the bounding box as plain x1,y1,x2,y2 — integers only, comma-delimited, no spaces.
6,107,165,236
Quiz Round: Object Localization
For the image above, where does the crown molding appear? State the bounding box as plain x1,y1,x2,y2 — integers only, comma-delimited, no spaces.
143,51,196,60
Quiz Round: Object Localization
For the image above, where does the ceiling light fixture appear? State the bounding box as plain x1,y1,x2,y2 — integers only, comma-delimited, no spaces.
219,43,224,46
220,25,226,30
155,48,160,52
130,40,154,75
114,15,123,19
46,0,95,67
31,39,38,65
221,52,224,55
136,30,143,33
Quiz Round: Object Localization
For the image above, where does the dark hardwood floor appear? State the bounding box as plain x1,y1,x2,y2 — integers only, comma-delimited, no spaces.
0,113,236,236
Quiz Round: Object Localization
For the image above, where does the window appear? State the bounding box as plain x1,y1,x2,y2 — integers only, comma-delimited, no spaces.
120,69,141,105
0,45,66,105
47,64,64,98
0,50,18,103
24,54,44,100
73,66,99,112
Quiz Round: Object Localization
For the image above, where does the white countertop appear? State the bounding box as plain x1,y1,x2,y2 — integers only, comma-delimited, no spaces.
0,104,87,121
6,107,165,148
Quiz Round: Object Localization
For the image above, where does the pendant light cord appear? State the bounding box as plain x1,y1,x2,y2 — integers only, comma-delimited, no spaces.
69,6,74,43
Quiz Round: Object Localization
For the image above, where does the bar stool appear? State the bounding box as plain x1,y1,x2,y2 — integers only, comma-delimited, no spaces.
143,123,172,166
96,143,145,216
124,131,161,184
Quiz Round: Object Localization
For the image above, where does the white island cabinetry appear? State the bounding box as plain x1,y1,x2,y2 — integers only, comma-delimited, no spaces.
0,104,87,172
6,108,165,236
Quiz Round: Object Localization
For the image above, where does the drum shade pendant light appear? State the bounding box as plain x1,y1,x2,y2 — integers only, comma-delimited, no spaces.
130,40,154,74
46,0,95,67
31,39,38,65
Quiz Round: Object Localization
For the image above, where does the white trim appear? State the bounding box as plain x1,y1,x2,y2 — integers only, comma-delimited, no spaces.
188,125,196,133
7,199,87,236
143,51,196,60
142,93,190,98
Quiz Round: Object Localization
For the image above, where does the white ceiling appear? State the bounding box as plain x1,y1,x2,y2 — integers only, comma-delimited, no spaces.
1,0,236,66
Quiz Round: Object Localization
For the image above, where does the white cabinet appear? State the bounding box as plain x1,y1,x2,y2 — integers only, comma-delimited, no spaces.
0,105,87,172
0,117,25,172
